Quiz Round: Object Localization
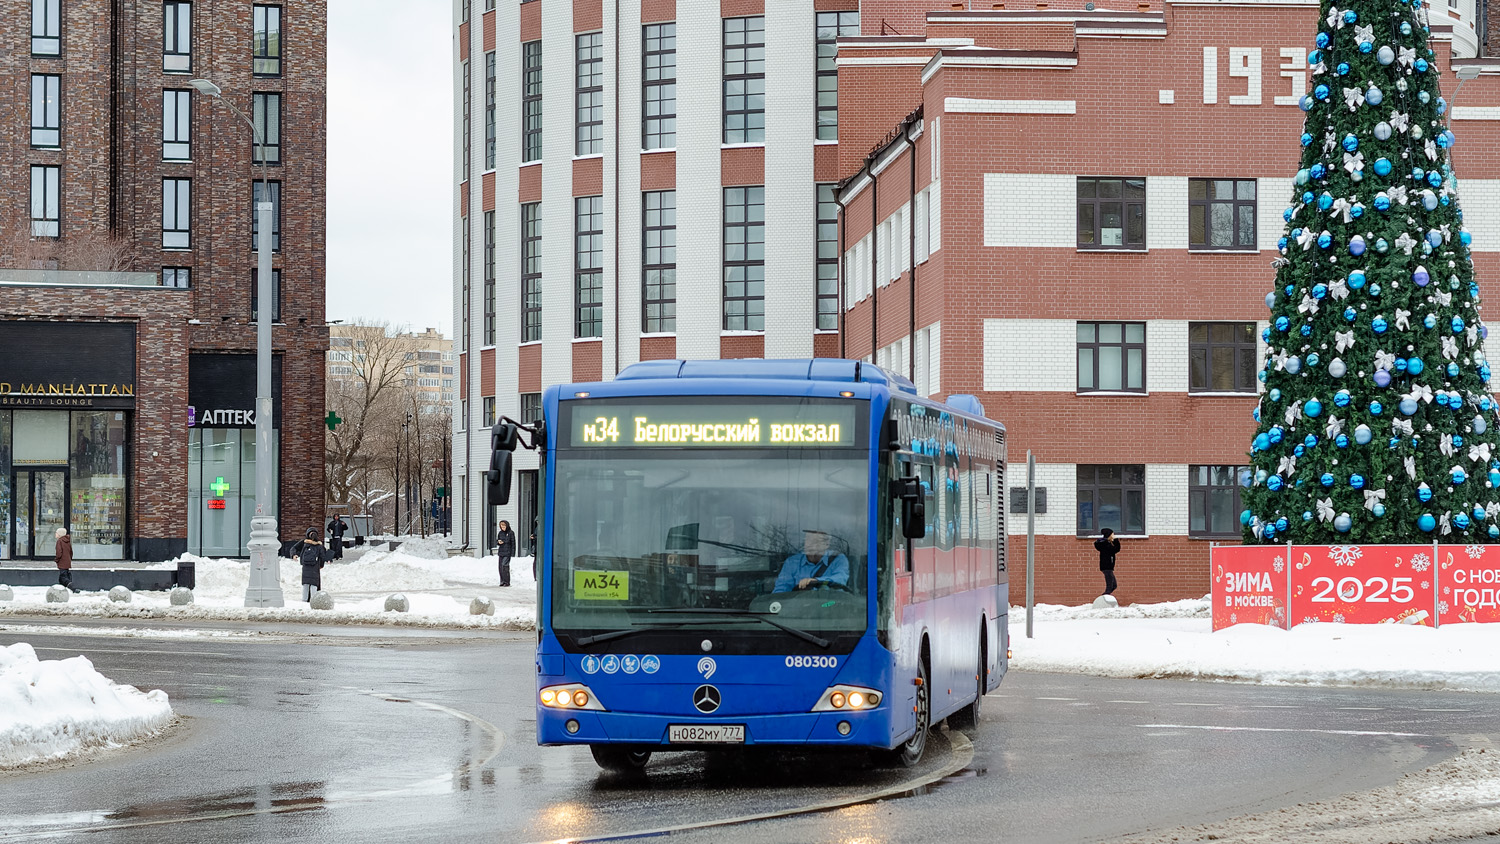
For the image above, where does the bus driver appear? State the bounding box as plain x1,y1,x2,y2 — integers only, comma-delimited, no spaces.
774,530,851,592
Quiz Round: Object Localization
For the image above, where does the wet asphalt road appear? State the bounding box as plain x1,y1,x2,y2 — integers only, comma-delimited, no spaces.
0,621,1496,843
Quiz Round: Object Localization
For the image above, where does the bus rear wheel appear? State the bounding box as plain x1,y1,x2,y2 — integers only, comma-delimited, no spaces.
590,745,652,773
949,639,986,730
882,657,930,767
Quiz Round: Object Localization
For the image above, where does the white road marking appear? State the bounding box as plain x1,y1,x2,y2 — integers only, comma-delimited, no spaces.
1139,724,1429,737
1250,704,1302,708
1035,697,1077,701
1106,700,1150,704
1334,707,1383,711
1172,703,1219,707
27,646,234,657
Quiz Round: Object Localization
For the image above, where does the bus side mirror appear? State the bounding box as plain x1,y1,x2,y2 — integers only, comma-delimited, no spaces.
486,450,512,506
894,477,926,540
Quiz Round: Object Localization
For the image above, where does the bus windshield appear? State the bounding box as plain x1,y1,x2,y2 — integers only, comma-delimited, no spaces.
550,444,870,651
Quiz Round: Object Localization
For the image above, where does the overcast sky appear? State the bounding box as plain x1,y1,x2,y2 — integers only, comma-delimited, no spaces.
327,0,453,336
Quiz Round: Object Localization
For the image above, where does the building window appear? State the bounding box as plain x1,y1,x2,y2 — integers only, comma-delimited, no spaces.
1077,465,1145,537
815,11,858,141
520,393,541,425
461,59,470,181
522,41,542,162
164,1,191,72
1189,322,1258,393
484,51,496,170
251,181,281,252
1190,465,1251,538
162,267,192,288
163,177,191,248
253,5,282,76
723,16,765,144
816,184,839,330
163,89,191,160
643,190,676,333
643,23,676,149
576,33,603,156
483,210,495,345
30,74,60,148
30,165,61,238
521,202,542,342
575,195,603,338
482,397,496,427
1077,321,1145,393
461,215,470,353
32,0,61,56
250,268,283,322
484,0,494,11
252,92,280,164
1077,177,1145,249
1189,178,1257,250
723,186,765,331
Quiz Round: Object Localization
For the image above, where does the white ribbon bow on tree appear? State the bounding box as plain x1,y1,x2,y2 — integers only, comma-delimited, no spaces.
1443,336,1460,360
1440,513,1452,535
1395,233,1417,255
1298,228,1318,250
1335,331,1356,352
1325,415,1345,437
1343,152,1364,174
1472,443,1493,463
1388,185,1409,205
1405,384,1435,404
1317,498,1336,522
1363,488,1386,511
1405,456,1418,479
1398,46,1417,67
1468,325,1481,346
1440,224,1452,242
1390,111,1410,132
1436,289,1453,307
1343,87,1366,110
1488,502,1500,519
1278,455,1297,476
1375,350,1396,370
1329,278,1350,300
1354,24,1374,42
1327,5,1344,27
1286,402,1304,426
1395,309,1412,330
1441,433,1457,456
1393,418,1414,437
1330,197,1355,223
1425,140,1439,161
1300,293,1320,315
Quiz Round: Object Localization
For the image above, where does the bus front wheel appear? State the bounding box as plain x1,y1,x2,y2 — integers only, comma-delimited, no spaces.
883,656,930,767
591,745,652,773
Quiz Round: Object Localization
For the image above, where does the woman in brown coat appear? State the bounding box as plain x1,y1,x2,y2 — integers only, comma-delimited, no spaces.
55,527,78,592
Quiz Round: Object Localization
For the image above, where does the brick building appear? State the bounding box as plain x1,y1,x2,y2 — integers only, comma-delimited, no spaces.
835,0,1500,603
0,0,327,561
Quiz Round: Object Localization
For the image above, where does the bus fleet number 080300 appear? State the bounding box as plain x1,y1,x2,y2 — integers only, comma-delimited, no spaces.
786,656,838,668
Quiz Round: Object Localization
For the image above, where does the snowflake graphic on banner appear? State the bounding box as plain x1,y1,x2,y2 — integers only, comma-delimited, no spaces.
1274,556,1286,573
1466,545,1487,559
1410,553,1432,573
1444,586,1452,595
1422,580,1430,589
1439,600,1450,614
1303,616,1321,624
1329,546,1363,567
1333,613,1347,623
1231,613,1238,624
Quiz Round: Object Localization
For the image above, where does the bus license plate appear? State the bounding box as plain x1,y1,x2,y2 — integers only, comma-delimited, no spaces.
668,724,745,744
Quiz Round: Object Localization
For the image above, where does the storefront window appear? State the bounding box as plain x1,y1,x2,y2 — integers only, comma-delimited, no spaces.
187,427,278,557
70,411,128,558
0,411,10,560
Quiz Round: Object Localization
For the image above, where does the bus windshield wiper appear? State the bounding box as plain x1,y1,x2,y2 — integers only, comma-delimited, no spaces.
573,619,723,646
646,608,831,648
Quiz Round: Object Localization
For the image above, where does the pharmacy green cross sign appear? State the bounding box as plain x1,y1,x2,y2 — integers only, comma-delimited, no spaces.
325,410,342,431
210,477,230,497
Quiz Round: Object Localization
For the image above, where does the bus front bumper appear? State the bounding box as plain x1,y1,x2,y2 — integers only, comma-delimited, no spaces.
538,707,893,748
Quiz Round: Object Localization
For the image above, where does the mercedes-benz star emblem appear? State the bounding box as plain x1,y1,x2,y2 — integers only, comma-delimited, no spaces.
693,684,721,714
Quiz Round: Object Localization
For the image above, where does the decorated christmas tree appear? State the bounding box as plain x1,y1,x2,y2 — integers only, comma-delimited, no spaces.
1243,0,1500,544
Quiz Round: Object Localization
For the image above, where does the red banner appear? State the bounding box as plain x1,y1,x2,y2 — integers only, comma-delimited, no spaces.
1288,545,1435,627
1435,545,1500,625
1210,545,1288,631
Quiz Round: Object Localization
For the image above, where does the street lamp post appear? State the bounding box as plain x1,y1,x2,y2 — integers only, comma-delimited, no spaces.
191,77,284,607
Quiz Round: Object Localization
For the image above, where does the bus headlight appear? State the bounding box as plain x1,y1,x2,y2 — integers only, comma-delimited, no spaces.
811,685,882,712
540,684,607,711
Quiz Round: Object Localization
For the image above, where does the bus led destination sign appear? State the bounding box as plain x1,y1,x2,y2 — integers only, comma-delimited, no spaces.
567,399,858,447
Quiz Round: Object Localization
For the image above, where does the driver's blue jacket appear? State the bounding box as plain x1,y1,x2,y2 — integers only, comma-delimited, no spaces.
774,553,851,593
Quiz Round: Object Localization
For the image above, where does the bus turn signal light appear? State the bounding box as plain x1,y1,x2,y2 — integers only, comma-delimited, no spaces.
540,684,607,712
812,685,882,712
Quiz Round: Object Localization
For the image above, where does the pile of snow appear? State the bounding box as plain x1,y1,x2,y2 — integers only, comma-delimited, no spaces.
1009,599,1500,693
377,535,451,560
0,643,172,768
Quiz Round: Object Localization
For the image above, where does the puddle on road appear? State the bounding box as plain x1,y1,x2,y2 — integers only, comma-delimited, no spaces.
889,765,987,798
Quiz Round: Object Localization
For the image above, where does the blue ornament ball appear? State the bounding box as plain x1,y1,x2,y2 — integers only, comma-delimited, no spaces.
1316,31,1330,47
1378,45,1396,65
1475,416,1489,435
1429,171,1443,188
1303,511,1314,521
1408,357,1424,375
1341,134,1358,152
1318,193,1334,210
1304,433,1318,448
1294,444,1306,457
1372,316,1388,333
1374,503,1387,517
1400,398,1419,416
1401,21,1412,35
1373,369,1392,388
1336,433,1350,448
1453,316,1467,333
1343,9,1356,22
1268,426,1284,444
1334,390,1351,407
1374,193,1391,211
1370,400,1384,415
1334,514,1353,533
1373,158,1392,176
1315,84,1330,101
1254,432,1271,451
1448,363,1461,377
1267,475,1284,491
1455,513,1471,530
1344,307,1357,322
1419,514,1437,532
1269,388,1282,401
1367,87,1384,106
1318,233,1333,249
1477,506,1488,522
1415,58,1428,73
1286,355,1301,374
1427,230,1443,248
1275,517,1290,533
1312,284,1327,300
1491,525,1499,539
1350,474,1365,489
1240,509,1253,526
1360,39,1373,53
1425,314,1437,329
1301,132,1313,147
1264,524,1276,539
1320,473,1335,487
1414,268,1430,286
1354,424,1373,444
1336,62,1350,76
1462,230,1473,246
1300,325,1313,337
1305,398,1323,417
1276,316,1290,332
1418,484,1433,502
1350,236,1367,256
1349,270,1366,289
1311,163,1327,180
1375,238,1389,254
1265,291,1276,309
1453,467,1468,484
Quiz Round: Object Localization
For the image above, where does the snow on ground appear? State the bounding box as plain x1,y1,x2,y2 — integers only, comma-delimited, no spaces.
1010,599,1500,693
0,642,173,769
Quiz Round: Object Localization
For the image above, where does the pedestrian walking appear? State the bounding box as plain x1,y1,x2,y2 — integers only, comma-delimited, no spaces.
1095,527,1120,597
289,527,333,602
327,515,348,560
496,520,516,587
54,527,78,593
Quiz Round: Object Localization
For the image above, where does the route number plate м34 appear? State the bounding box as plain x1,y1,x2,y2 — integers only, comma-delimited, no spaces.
668,724,746,744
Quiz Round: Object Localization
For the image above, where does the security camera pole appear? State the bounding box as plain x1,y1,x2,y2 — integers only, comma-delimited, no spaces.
191,77,284,607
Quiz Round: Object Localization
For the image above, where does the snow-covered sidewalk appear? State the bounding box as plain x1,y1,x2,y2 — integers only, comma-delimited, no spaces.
0,642,173,769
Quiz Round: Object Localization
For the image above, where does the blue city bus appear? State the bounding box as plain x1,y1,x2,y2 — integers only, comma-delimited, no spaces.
486,358,1009,771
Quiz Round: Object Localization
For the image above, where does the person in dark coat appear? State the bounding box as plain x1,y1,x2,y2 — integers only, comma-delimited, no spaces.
496,520,516,587
1094,527,1120,596
288,527,333,602
54,527,78,592
327,516,348,560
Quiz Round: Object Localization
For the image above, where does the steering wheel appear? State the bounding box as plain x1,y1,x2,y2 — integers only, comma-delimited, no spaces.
810,580,854,594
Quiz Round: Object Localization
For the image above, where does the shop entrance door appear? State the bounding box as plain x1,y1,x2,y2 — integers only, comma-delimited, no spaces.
11,469,68,560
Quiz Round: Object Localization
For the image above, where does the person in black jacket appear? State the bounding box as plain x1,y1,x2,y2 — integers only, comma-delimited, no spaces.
496,519,516,587
1094,528,1120,597
288,527,333,601
327,516,348,560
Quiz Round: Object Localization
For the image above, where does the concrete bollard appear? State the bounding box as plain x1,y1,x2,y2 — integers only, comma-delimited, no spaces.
383,593,409,613
309,591,335,610
108,586,132,603
469,596,495,616
0,585,12,602
169,586,195,606
1091,594,1119,609
45,585,70,603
